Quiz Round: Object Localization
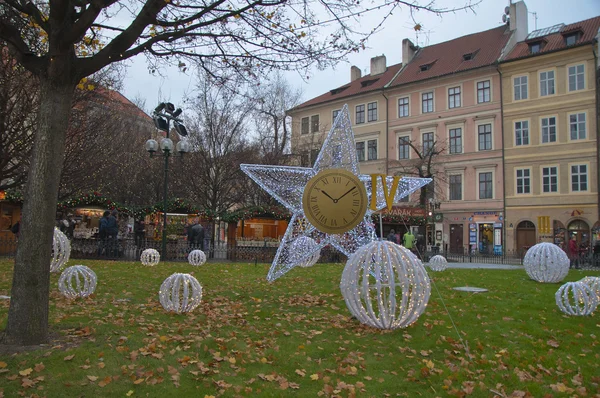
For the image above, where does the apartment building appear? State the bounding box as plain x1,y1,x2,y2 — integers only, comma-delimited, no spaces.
287,57,403,176
500,16,600,253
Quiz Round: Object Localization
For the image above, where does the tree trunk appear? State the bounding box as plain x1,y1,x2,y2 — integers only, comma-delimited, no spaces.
3,77,74,345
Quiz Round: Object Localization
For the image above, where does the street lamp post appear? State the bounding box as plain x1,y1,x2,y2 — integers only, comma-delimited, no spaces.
145,102,190,258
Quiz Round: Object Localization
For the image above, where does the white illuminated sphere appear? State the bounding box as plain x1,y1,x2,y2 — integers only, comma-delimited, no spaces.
58,265,97,299
51,227,71,273
159,273,203,313
579,276,600,302
523,242,569,283
340,241,431,329
141,248,160,266
555,281,597,316
188,250,207,266
427,255,448,272
290,236,320,268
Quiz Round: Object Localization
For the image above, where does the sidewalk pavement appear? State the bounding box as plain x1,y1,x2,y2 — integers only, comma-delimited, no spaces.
446,262,523,270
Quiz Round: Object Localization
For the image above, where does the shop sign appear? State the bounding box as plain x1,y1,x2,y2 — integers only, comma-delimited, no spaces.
382,206,426,217
473,211,497,215
493,223,502,228
433,213,443,222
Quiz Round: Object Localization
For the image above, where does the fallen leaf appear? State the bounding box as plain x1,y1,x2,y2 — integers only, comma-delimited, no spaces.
87,376,98,382
295,369,305,377
134,378,144,384
64,355,75,361
98,362,105,369
0,362,7,368
547,340,559,348
310,374,319,381
34,363,45,372
19,368,33,376
126,391,134,396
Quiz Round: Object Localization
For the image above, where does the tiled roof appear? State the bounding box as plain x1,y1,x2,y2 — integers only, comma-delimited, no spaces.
504,16,600,61
95,87,152,121
289,62,403,111
389,25,510,87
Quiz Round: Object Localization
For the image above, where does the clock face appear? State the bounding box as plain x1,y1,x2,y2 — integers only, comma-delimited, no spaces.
302,168,368,234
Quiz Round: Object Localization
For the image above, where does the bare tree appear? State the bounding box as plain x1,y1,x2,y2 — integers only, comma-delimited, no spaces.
179,72,254,215
389,138,448,206
0,0,478,345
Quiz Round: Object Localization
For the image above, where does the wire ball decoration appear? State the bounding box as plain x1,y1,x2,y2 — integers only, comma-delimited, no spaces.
579,276,600,302
188,250,207,266
159,273,203,313
555,281,598,316
51,227,71,273
427,255,448,272
140,248,160,266
340,240,431,330
290,236,321,268
523,242,569,283
58,265,97,299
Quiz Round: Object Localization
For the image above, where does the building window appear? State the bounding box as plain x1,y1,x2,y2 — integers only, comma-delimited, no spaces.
449,128,462,154
529,42,542,54
398,97,409,117
568,64,584,91
514,76,528,100
515,121,529,146
422,92,433,113
571,164,588,192
398,136,410,160
422,132,434,154
516,169,530,194
478,124,492,151
355,105,365,124
541,117,556,143
301,117,309,134
540,70,555,96
311,115,319,133
367,102,377,122
367,139,377,161
569,113,586,140
332,109,340,122
565,33,579,46
449,174,462,201
477,80,490,103
542,166,558,193
448,87,461,109
478,172,493,199
356,141,365,162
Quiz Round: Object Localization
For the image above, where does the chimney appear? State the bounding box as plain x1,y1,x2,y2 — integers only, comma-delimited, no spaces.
402,39,417,64
351,65,362,82
370,55,386,75
509,1,528,42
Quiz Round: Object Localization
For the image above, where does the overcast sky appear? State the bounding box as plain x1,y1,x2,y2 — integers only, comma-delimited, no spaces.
121,0,600,113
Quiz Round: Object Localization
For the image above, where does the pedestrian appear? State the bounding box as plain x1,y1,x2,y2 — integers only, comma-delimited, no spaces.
187,219,205,251
98,210,110,257
387,229,397,244
403,229,416,253
10,217,21,239
568,235,579,269
593,240,600,266
66,214,76,239
134,219,146,248
107,210,119,258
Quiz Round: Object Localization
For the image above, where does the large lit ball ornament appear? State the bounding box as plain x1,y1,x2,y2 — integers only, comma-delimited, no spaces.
555,281,598,316
427,255,448,272
188,250,207,266
340,241,431,329
140,248,160,266
290,237,320,268
159,273,203,313
58,265,97,299
579,276,600,302
523,242,569,283
50,227,71,273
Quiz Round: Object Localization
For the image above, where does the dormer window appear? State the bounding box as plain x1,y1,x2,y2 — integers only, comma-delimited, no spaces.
330,85,349,95
564,32,580,46
360,78,379,87
462,49,478,61
529,41,543,54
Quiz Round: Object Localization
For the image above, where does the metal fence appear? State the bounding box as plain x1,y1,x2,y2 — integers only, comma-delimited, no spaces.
1,238,598,270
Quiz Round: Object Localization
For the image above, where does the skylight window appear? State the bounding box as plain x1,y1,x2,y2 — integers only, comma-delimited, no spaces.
330,85,349,95
360,78,379,87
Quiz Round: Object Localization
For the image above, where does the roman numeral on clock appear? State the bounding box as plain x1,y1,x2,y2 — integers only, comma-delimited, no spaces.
353,199,359,206
330,219,337,226
333,176,341,183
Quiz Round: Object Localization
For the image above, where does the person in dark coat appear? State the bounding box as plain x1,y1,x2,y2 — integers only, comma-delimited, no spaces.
106,210,119,258
187,220,205,250
134,219,146,248
98,210,110,256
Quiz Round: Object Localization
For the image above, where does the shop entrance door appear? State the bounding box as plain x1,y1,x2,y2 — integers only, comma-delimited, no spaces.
516,220,536,255
449,224,463,253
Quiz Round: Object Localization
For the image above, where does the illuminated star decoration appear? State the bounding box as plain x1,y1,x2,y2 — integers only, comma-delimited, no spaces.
241,104,431,282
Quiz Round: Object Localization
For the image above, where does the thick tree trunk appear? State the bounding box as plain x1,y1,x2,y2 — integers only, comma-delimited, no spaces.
3,77,74,345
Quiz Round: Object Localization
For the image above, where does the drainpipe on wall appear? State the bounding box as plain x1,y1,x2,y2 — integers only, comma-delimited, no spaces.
382,89,389,177
594,47,600,224
497,64,508,255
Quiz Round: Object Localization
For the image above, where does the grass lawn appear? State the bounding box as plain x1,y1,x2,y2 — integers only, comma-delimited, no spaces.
0,259,599,397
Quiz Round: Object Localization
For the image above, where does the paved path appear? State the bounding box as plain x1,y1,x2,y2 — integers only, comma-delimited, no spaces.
446,262,523,270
